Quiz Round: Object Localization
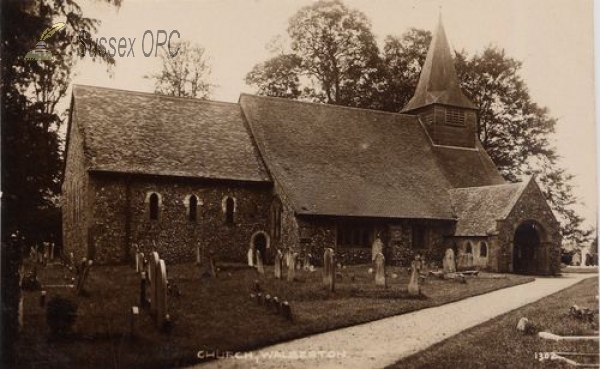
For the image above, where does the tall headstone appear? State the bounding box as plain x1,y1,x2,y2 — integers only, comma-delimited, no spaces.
287,253,297,282
374,253,386,287
247,248,254,267
443,248,456,274
371,236,383,263
135,252,140,272
140,272,147,307
323,248,335,291
49,243,55,261
208,251,217,278
148,252,160,314
196,246,201,265
274,250,283,279
256,250,265,274
138,252,145,274
156,260,168,328
408,259,421,296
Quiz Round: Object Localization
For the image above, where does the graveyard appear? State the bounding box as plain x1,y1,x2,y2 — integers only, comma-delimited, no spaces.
14,249,536,369
393,276,599,369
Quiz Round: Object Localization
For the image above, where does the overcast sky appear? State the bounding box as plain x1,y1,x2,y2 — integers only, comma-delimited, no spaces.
73,0,597,232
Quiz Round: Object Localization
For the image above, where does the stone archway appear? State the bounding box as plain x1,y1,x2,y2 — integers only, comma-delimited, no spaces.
249,231,270,265
513,220,546,274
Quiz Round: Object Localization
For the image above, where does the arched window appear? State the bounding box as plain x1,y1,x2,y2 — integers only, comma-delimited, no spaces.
480,242,488,257
149,193,159,220
466,242,473,254
189,195,198,222
225,197,235,225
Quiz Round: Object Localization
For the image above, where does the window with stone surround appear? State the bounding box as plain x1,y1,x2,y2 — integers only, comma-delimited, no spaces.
188,195,198,222
337,224,372,248
224,196,235,225
149,193,160,221
480,241,488,257
466,242,473,254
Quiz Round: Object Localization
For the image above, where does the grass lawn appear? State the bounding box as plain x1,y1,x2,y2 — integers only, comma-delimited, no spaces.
15,259,534,368
390,276,599,369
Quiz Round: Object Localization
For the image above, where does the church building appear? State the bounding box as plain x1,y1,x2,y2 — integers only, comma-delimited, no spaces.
62,19,561,274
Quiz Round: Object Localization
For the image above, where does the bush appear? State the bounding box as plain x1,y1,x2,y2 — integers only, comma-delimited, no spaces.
46,296,78,335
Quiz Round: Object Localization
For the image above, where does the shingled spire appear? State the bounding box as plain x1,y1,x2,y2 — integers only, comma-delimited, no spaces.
402,16,476,112
401,16,478,148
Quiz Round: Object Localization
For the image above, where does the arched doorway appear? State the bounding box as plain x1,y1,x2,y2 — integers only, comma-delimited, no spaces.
513,221,543,274
250,231,270,265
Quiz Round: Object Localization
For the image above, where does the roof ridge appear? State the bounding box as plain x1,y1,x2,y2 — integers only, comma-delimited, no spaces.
449,181,525,190
73,84,239,106
239,93,417,119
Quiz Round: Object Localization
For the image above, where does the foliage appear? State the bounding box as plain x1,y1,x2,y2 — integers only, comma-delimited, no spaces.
245,4,591,244
247,0,383,108
145,40,212,98
246,54,303,99
46,296,78,335
1,0,120,363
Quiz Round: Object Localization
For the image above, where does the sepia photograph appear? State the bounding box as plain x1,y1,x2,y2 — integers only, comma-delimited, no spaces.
1,0,598,368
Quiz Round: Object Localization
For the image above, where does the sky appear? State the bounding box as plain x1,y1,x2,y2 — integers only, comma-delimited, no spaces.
72,0,597,233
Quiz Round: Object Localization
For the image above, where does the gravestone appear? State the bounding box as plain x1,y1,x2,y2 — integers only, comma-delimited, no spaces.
208,252,217,278
323,248,335,292
374,253,386,287
134,252,140,273
371,236,383,263
443,248,456,274
148,252,160,314
256,250,265,274
408,259,421,296
138,253,145,274
287,253,297,282
281,301,293,322
274,250,283,279
131,306,139,337
156,260,168,328
196,246,201,265
76,260,93,296
247,248,254,267
273,297,280,313
49,243,55,261
140,272,147,307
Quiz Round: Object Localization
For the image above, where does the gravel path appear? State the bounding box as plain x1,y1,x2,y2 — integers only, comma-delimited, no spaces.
193,274,593,369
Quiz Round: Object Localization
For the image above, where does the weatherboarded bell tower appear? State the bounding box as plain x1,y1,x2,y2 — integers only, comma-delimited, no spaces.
402,17,478,148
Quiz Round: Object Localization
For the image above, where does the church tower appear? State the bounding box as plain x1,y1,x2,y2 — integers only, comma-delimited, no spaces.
402,17,478,148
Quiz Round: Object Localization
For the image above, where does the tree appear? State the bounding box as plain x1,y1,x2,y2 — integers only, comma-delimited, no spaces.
246,0,383,108
380,29,431,112
246,54,303,99
145,40,212,98
1,0,120,364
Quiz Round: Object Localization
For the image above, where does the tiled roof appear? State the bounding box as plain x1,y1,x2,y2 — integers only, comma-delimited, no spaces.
450,180,529,236
433,140,506,188
402,17,476,112
72,85,269,182
240,94,456,219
